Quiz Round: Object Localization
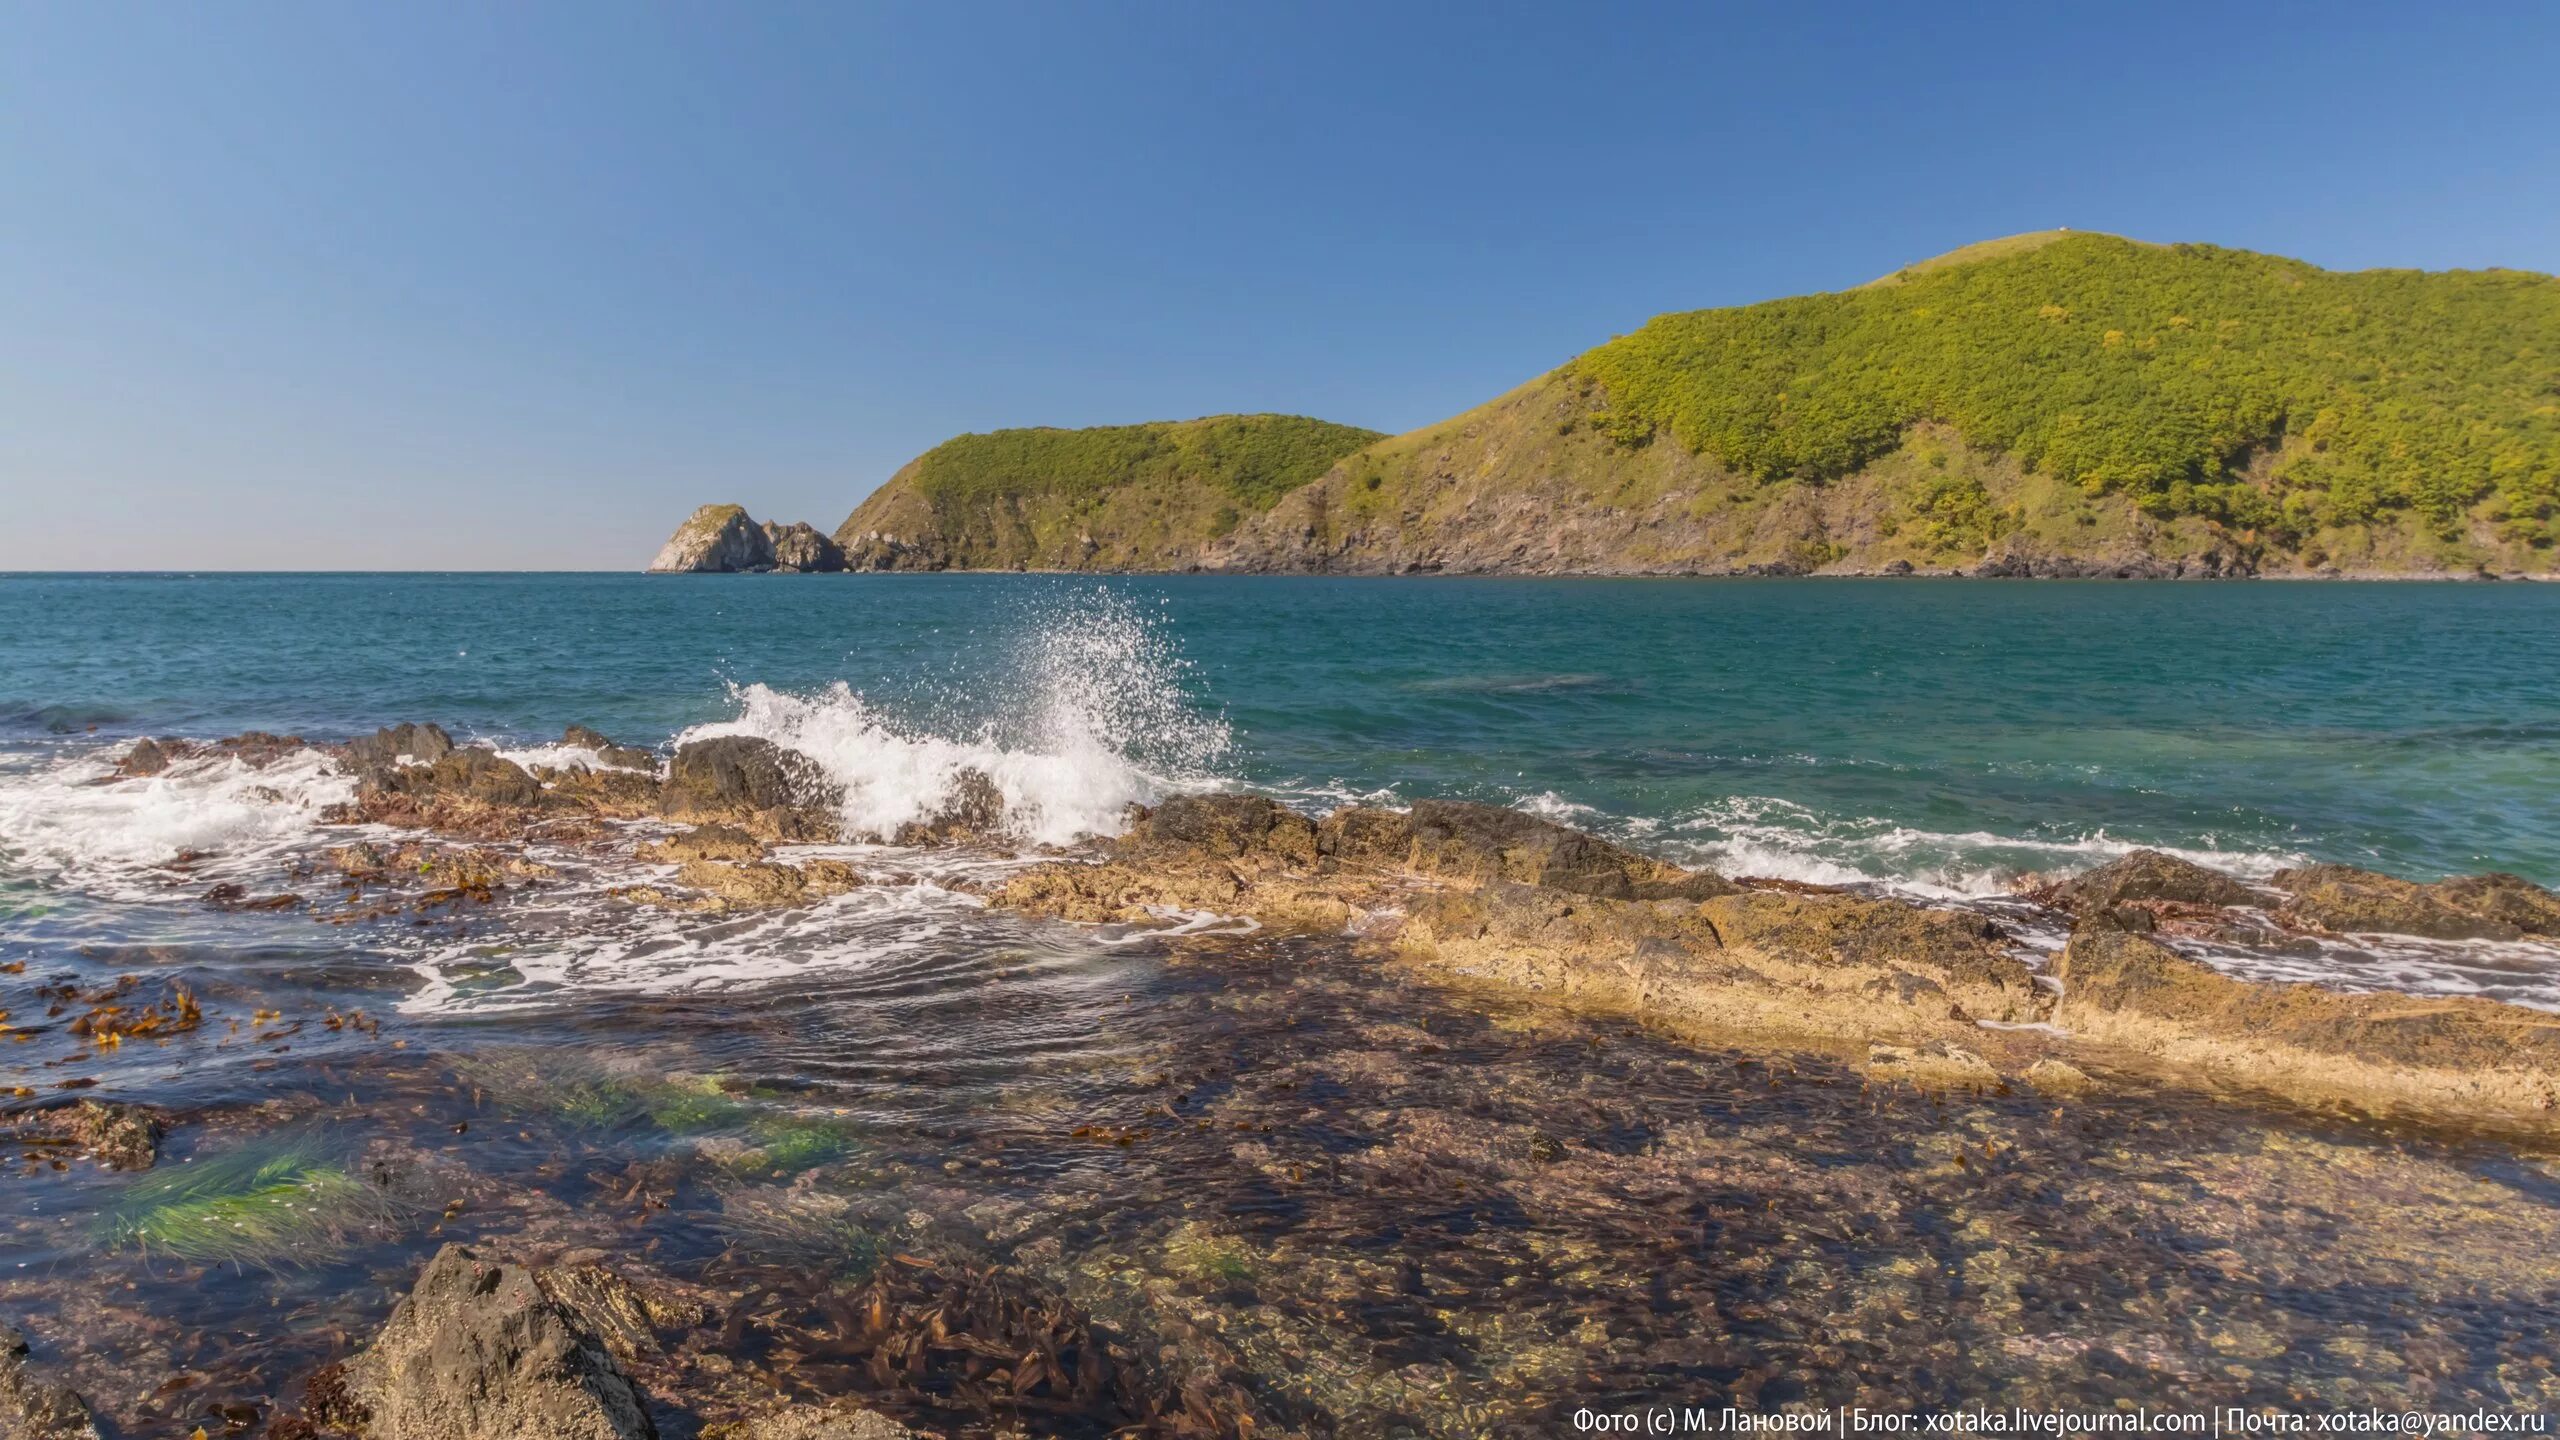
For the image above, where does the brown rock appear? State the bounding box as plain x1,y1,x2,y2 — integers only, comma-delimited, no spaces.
892,767,1008,845
339,1243,657,1440
561,726,663,773
676,859,810,907
1117,793,1315,868
662,737,841,841
343,722,456,774
0,1322,100,1440
1396,883,2042,1048
2042,849,2259,911
2273,863,2560,941
1404,799,1735,900
114,737,180,778
2053,929,2560,1127
386,749,544,808
800,859,866,895
1315,804,1416,866
635,825,767,864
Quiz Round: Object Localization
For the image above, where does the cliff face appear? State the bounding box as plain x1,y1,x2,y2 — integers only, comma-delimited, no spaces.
1195,374,2362,578
646,506,844,573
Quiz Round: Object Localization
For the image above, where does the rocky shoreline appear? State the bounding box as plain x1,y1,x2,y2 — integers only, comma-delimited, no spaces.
86,722,2560,1133
8,723,2560,1436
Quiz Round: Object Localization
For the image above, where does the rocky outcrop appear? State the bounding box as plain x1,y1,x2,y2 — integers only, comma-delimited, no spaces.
890,767,1006,846
648,506,848,574
333,1243,657,1440
2271,863,2560,941
2052,929,2560,1127
2035,848,2264,912
342,723,456,774
659,737,842,841
760,522,846,573
992,791,2560,1133
649,504,775,573
561,726,661,773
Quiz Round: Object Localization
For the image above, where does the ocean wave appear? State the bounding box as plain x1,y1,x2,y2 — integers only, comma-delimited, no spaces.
0,744,357,900
1654,794,2307,899
0,701,136,735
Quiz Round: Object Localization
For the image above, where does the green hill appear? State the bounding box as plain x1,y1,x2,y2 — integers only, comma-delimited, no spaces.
831,413,1382,570
746,233,2560,577
1211,233,2560,576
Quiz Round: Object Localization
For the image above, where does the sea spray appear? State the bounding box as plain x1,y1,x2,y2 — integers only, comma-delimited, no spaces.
678,588,1232,847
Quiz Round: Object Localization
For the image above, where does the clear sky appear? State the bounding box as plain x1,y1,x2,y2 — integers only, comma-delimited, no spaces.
4,1,2556,570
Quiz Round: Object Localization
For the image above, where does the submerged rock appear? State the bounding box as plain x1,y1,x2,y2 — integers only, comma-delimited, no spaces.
1866,1041,2001,1089
55,1100,165,1170
2272,863,2560,941
705,1407,912,1440
0,1322,100,1440
335,1243,657,1440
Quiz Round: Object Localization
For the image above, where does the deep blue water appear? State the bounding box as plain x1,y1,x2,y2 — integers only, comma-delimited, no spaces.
4,571,2559,889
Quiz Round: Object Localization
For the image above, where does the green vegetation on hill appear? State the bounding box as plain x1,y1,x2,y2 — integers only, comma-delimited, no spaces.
905,414,1382,511
836,413,1382,569
1572,233,2560,548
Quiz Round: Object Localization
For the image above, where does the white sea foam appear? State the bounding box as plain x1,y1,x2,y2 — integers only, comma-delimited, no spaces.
399,879,993,1013
490,742,661,775
1654,794,2305,899
0,744,357,900
679,590,1231,848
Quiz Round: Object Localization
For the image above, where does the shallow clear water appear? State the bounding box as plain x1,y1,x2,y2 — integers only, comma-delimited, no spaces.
5,573,2560,1434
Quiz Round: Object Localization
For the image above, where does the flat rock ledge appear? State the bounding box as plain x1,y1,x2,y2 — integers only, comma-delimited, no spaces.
997,796,2560,1135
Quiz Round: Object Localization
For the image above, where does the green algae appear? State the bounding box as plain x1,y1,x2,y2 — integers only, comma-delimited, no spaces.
96,1140,398,1266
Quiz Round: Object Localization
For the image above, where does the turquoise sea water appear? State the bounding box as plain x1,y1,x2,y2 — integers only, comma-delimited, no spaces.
5,571,2558,889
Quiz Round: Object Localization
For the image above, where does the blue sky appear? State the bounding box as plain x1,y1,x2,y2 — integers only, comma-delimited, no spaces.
4,1,2556,569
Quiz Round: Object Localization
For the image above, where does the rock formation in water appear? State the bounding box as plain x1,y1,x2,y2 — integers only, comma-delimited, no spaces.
647,506,845,573
660,233,2560,578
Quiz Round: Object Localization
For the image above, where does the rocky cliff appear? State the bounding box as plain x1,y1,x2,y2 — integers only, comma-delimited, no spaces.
647,505,845,573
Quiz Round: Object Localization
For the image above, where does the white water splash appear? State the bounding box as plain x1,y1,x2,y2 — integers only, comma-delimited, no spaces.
0,744,357,901
680,590,1231,848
